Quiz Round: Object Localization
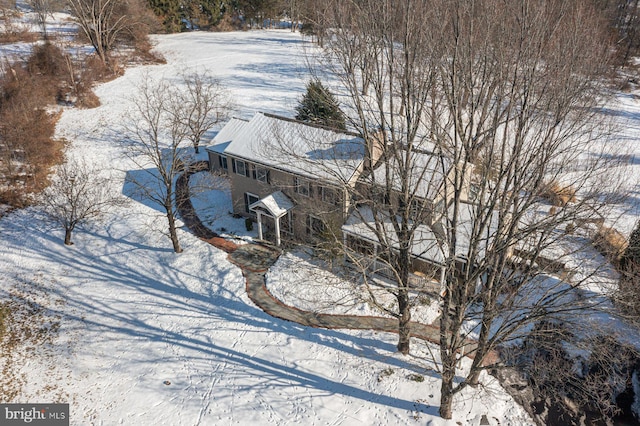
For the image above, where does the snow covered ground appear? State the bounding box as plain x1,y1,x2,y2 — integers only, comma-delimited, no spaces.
266,250,443,325
0,28,540,424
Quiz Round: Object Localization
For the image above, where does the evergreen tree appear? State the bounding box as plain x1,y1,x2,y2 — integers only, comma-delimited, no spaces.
148,0,222,32
295,79,346,131
148,0,182,32
621,221,640,267
619,221,640,316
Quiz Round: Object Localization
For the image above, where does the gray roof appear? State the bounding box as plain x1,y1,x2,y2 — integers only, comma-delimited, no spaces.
342,206,445,265
213,113,366,184
366,150,452,200
342,203,499,265
207,117,249,154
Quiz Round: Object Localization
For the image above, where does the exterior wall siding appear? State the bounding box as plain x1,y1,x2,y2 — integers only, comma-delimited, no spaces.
207,151,229,174
225,155,347,245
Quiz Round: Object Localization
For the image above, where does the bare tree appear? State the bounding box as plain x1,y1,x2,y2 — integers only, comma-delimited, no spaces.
595,0,640,66
29,0,64,39
179,70,230,154
307,0,625,419
66,0,127,64
284,0,300,31
0,0,16,13
298,0,330,46
41,158,122,245
66,0,157,65
125,73,194,253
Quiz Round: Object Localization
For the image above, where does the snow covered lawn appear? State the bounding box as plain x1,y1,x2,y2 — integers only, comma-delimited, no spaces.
266,251,442,325
0,29,538,424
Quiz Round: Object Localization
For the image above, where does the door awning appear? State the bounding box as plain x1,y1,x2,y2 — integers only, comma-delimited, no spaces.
249,191,294,219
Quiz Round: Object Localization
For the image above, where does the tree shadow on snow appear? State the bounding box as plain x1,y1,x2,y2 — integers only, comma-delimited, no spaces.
1,214,438,417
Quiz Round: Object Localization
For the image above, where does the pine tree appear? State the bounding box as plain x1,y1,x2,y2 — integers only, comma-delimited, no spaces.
619,221,640,316
148,0,182,32
295,79,346,131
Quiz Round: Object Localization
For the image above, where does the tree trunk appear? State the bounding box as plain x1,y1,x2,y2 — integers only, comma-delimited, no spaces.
439,281,456,419
468,364,481,387
397,287,411,354
468,323,490,386
64,227,73,245
439,366,454,419
167,210,183,253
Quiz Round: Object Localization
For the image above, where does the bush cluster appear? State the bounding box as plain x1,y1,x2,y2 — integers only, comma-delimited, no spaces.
540,180,577,207
0,43,111,206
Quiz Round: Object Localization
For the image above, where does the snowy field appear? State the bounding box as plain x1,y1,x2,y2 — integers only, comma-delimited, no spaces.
0,28,540,425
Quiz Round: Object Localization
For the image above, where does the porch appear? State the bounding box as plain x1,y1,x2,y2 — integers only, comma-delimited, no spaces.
249,191,294,246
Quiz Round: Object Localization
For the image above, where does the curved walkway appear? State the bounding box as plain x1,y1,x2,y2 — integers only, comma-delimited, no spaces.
176,163,492,363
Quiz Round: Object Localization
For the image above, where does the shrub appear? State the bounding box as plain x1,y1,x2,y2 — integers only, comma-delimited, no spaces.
540,181,577,206
407,373,424,382
593,225,628,264
517,322,640,424
0,50,66,206
75,91,100,109
377,368,394,382
214,14,238,32
0,19,37,44
26,42,67,77
245,217,253,232
565,222,576,235
64,53,117,107
122,0,162,53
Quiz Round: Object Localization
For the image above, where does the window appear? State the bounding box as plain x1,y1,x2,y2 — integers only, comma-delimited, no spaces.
218,155,228,170
469,183,480,201
346,234,374,255
235,160,248,177
409,198,424,219
371,188,391,206
307,215,326,236
232,159,251,177
244,192,260,213
295,177,311,197
319,186,338,205
255,166,269,183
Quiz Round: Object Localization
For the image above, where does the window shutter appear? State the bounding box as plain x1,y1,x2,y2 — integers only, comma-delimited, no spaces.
232,158,236,173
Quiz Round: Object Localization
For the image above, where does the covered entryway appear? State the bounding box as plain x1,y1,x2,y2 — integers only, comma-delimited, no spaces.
249,191,294,246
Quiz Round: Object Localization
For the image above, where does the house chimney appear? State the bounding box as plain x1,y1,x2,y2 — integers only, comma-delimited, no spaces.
365,127,386,169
